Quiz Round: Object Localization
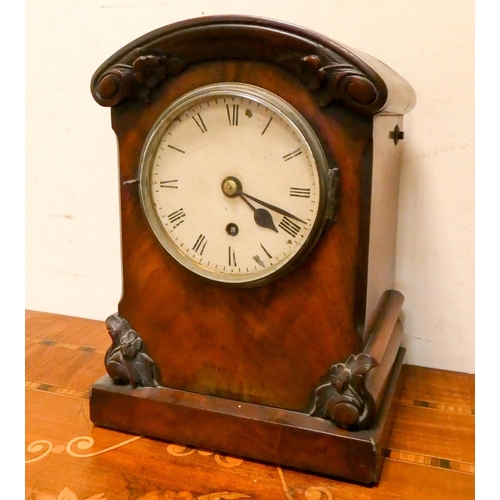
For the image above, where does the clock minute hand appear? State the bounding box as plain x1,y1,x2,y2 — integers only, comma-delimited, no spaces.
236,190,306,224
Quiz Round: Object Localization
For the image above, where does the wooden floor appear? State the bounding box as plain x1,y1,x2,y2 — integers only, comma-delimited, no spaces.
25,310,475,500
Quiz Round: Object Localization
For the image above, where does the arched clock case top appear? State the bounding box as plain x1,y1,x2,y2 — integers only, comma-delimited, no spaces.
89,15,416,484
91,15,414,115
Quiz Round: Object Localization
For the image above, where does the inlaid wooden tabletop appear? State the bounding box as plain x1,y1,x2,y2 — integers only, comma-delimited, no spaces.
25,310,475,500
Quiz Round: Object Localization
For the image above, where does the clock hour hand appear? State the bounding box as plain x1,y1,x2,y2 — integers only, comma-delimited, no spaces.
239,196,279,232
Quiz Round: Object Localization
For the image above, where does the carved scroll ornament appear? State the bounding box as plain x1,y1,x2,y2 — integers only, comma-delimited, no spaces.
310,353,377,430
278,51,379,110
92,48,378,113
93,54,185,107
104,313,162,388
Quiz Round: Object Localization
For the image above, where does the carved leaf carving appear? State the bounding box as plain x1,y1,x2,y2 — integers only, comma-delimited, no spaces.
310,353,377,430
104,314,162,388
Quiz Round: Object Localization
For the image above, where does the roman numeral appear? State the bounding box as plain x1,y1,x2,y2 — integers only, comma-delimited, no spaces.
279,216,301,237
192,114,207,133
228,246,237,266
290,187,311,198
192,234,207,255
226,104,239,126
261,117,273,135
167,208,186,228
159,180,178,189
283,148,302,162
260,243,272,259
167,145,185,154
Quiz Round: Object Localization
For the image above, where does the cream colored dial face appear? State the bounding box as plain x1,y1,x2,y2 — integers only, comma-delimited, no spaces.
139,83,327,286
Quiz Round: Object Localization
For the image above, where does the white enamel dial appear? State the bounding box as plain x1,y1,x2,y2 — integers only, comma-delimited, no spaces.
139,83,328,286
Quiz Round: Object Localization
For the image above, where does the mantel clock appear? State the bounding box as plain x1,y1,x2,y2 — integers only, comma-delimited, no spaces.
89,15,416,484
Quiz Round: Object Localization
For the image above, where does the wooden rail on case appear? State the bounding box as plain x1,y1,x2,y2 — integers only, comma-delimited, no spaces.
364,290,405,412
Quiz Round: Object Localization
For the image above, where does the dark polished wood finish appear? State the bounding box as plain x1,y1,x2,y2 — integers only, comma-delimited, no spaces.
89,15,416,483
112,58,370,410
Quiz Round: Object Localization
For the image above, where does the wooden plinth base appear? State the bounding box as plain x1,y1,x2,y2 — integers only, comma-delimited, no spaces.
90,347,405,484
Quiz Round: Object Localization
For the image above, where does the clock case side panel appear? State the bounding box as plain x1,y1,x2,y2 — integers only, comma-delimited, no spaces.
329,114,408,429
363,114,407,340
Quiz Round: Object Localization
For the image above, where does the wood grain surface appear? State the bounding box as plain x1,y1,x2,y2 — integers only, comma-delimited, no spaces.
112,58,368,412
25,310,474,499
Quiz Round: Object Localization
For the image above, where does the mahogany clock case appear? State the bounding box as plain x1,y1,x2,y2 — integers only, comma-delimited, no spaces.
89,15,416,484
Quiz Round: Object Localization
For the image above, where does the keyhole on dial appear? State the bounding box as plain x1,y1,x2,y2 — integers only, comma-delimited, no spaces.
226,223,239,236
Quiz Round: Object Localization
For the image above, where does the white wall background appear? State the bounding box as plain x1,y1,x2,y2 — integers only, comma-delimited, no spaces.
25,0,475,373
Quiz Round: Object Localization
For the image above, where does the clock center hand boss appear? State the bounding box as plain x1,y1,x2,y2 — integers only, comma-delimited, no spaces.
221,176,306,233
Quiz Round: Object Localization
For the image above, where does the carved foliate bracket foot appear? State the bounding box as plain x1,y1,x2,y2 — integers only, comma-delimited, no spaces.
104,314,162,388
310,353,378,431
